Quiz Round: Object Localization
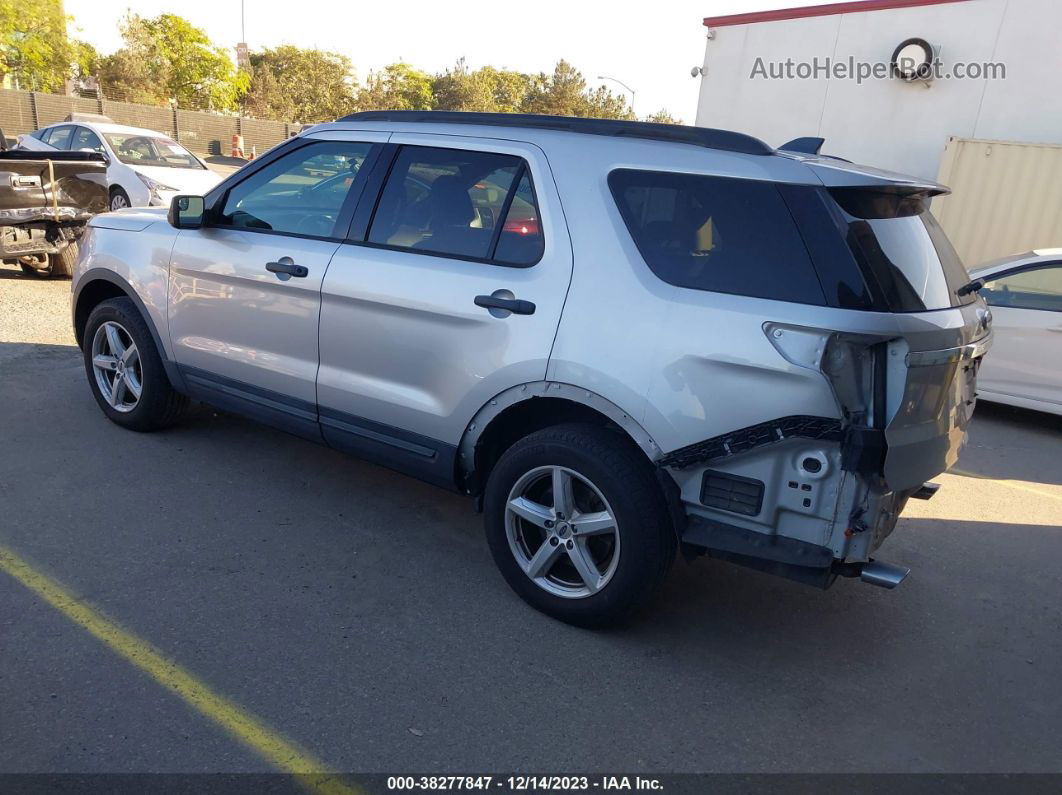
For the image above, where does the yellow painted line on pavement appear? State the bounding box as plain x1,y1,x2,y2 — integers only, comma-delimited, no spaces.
949,469,1062,503
0,543,359,795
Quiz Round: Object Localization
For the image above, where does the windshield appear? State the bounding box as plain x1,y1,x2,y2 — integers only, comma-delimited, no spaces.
103,133,204,169
828,188,974,311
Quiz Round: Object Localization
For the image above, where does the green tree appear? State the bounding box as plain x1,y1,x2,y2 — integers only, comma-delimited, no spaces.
71,39,98,81
643,110,681,125
97,14,248,111
243,46,356,122
0,0,77,91
356,62,433,111
519,60,633,119
432,59,532,113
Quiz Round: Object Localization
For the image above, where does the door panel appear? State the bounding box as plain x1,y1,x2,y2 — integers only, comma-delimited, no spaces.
977,306,1062,405
318,136,572,481
978,263,1062,406
167,137,385,420
169,229,338,403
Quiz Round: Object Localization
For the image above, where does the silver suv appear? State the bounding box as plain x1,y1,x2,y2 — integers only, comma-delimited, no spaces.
72,112,991,626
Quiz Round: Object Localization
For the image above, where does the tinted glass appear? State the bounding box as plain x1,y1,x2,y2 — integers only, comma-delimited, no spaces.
44,126,73,149
102,133,204,169
609,169,826,304
494,172,544,265
828,188,973,311
219,141,374,238
981,265,1062,312
368,146,522,260
777,184,875,310
72,127,105,153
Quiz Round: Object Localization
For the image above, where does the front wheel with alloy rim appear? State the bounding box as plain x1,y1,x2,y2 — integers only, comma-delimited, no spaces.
109,187,130,211
484,423,676,627
82,297,189,431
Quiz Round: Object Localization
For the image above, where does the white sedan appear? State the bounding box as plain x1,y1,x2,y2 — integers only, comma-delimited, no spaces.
17,120,221,210
970,249,1062,415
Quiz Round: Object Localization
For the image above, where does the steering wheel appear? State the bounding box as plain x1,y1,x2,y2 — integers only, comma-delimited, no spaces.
295,214,335,238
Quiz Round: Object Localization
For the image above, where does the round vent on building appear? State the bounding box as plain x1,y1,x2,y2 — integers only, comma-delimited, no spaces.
891,37,936,82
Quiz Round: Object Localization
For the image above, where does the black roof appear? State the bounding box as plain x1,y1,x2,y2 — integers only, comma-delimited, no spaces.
337,111,774,156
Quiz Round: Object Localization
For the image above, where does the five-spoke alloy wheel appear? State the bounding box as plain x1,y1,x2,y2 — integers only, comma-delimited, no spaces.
82,297,189,431
91,321,143,413
485,423,676,627
505,465,621,598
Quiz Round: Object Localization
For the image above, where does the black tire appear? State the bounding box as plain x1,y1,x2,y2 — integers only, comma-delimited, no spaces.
484,423,676,627
83,297,189,431
109,187,130,211
50,240,78,278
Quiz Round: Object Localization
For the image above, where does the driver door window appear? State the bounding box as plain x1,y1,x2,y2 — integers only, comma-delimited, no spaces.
218,142,373,239
981,265,1062,312
71,127,105,153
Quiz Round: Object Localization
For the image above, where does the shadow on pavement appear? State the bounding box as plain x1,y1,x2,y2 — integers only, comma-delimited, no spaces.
3,346,1061,771
957,401,1062,486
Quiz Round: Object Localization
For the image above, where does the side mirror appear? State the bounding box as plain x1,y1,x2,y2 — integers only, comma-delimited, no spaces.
168,195,205,229
79,147,109,165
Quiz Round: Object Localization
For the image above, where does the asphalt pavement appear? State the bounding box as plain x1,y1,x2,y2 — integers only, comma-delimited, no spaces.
1,271,1060,779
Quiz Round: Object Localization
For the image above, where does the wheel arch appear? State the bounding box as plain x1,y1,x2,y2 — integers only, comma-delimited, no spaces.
73,269,184,390
458,382,664,496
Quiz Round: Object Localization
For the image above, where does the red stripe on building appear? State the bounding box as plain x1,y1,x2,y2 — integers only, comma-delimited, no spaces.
704,0,971,28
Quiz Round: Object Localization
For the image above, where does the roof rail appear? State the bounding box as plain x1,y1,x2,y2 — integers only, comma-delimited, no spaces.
337,111,774,156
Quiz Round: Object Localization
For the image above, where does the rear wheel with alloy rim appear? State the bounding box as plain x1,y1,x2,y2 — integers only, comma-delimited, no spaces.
83,297,189,431
505,465,621,598
484,423,675,627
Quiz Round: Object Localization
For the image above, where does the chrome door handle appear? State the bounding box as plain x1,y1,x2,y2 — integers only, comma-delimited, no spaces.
266,257,308,278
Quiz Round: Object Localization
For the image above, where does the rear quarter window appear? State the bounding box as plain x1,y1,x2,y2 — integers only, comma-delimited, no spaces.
608,169,826,305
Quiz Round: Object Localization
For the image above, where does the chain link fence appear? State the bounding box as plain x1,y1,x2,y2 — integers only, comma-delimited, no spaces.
0,89,301,157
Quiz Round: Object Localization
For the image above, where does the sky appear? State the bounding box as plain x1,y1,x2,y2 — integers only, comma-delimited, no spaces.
64,0,840,122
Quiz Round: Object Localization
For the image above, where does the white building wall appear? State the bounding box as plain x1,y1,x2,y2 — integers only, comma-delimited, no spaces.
695,0,1062,181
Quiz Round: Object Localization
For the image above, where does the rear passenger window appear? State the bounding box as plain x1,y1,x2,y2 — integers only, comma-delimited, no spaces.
609,169,826,305
495,172,544,266
44,126,73,149
367,146,544,264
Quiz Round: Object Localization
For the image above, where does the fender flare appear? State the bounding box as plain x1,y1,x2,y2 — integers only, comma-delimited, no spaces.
457,381,664,480
73,268,185,391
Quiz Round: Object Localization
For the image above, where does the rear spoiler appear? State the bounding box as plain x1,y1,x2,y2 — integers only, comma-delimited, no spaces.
779,141,950,198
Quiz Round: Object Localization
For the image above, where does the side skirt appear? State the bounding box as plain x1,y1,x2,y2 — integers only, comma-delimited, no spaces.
319,407,459,492
179,366,322,442
176,365,459,491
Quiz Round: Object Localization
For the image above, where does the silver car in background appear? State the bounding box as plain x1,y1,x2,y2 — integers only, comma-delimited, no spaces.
70,112,992,626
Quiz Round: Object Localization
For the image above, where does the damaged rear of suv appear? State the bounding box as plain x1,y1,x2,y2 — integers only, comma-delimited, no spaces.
602,144,990,596
71,112,990,627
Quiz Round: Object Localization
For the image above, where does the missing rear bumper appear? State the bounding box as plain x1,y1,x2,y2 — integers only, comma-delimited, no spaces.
684,515,910,591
